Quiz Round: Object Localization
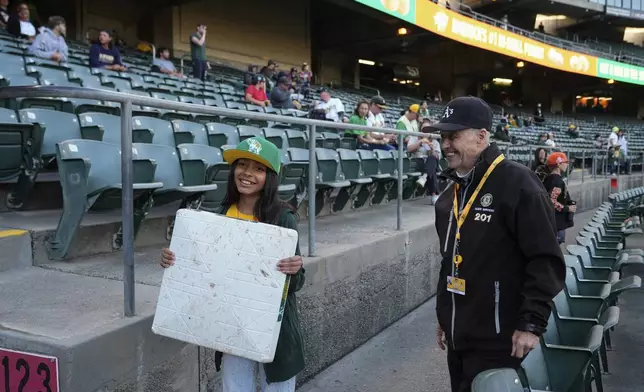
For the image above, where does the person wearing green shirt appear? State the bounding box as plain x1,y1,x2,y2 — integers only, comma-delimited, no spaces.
190,23,207,80
419,100,430,119
346,100,395,150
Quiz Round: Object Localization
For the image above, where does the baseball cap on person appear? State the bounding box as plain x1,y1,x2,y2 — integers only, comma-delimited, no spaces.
370,96,388,109
546,152,568,167
222,137,282,174
409,104,420,113
428,96,493,133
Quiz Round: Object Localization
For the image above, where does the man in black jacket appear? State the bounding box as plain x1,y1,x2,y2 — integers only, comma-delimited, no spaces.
428,96,565,392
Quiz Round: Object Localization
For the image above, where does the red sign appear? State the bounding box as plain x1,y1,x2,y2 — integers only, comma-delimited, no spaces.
0,348,59,392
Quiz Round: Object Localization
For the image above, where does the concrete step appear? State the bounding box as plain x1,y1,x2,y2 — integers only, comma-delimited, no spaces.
0,228,32,272
0,203,179,264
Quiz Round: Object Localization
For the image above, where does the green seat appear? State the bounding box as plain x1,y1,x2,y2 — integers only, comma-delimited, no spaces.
522,335,602,392
0,122,44,209
19,108,84,160
358,149,394,205
237,125,263,142
171,120,209,146
0,108,18,123
335,148,373,211
285,129,306,148
175,143,226,212
206,122,239,148
262,128,288,149
78,112,119,144
160,111,193,122
321,132,341,149
48,140,163,260
132,116,175,146
472,369,524,392
314,148,350,216
280,149,308,208
121,143,218,247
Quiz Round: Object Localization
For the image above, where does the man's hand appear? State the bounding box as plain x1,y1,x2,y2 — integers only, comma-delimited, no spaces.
437,325,447,350
511,330,539,358
51,52,63,62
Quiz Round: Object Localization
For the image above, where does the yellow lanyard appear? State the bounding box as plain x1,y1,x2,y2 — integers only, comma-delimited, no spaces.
452,154,505,270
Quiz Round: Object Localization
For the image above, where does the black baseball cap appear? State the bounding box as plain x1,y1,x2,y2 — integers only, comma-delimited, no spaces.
370,95,388,109
428,96,493,133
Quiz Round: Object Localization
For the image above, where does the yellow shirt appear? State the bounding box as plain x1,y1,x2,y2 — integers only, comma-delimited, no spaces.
225,204,258,222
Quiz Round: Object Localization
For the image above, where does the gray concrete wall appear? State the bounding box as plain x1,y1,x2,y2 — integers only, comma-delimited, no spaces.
0,175,641,392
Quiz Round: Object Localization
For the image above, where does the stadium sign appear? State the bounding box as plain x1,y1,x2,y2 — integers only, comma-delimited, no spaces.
355,0,644,86
597,58,644,85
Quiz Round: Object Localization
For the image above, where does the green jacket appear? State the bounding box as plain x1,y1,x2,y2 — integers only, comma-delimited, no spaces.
213,205,306,383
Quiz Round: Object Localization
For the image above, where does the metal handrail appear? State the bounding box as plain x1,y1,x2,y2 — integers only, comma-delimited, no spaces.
0,85,433,317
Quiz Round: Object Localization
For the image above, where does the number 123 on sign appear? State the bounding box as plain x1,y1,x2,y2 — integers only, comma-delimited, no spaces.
0,348,58,392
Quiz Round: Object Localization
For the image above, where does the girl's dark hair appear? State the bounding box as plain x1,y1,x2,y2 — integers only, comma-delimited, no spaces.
420,100,428,106
99,29,113,48
354,100,369,116
221,160,294,225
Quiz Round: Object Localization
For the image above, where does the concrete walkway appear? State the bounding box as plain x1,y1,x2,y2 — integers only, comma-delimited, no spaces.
298,207,644,392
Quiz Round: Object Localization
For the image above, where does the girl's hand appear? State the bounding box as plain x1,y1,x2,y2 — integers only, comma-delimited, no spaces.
160,248,175,268
277,256,303,275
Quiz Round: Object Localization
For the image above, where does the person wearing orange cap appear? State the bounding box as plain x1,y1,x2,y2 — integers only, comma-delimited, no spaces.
543,152,576,244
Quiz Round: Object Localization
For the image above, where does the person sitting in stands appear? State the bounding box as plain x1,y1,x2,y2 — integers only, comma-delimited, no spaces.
89,29,127,71
244,64,258,86
0,0,10,29
270,77,301,109
566,124,579,138
494,123,511,142
7,2,36,40
533,102,545,124
345,100,394,151
153,47,184,78
245,75,270,107
28,16,67,62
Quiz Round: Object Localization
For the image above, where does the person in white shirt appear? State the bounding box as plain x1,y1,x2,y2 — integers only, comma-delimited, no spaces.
544,132,555,147
607,126,620,175
314,88,345,122
367,95,398,146
408,116,442,204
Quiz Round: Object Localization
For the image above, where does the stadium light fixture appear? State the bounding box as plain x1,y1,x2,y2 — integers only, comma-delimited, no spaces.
492,78,513,85
575,95,582,99
400,80,407,84
535,14,567,22
398,27,408,35
607,79,615,84
414,82,420,86
358,59,375,66
393,78,398,82
516,61,525,68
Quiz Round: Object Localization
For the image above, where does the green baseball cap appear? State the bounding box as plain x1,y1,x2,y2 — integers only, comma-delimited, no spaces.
222,137,281,174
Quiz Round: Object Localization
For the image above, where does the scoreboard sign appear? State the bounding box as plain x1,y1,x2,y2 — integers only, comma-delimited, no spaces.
0,348,59,392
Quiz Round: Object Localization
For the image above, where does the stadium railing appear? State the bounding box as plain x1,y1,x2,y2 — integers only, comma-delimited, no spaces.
0,85,434,317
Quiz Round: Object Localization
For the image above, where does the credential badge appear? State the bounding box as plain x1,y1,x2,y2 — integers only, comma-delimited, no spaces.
480,193,493,208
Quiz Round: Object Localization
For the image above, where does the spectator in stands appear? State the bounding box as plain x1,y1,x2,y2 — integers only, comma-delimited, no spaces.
0,0,9,28
244,64,258,86
410,118,441,204
367,96,397,147
314,88,345,122
261,60,277,81
494,123,511,142
190,23,207,80
153,48,184,78
419,100,430,118
543,152,576,243
89,30,126,71
270,76,298,109
566,124,579,138
533,102,545,124
245,75,270,107
396,104,420,133
346,100,394,151
28,16,67,63
607,127,620,174
429,96,565,391
617,129,629,174
160,137,305,392
544,132,555,147
593,133,604,149
299,62,312,97
536,133,547,145
531,147,547,172
7,2,36,40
